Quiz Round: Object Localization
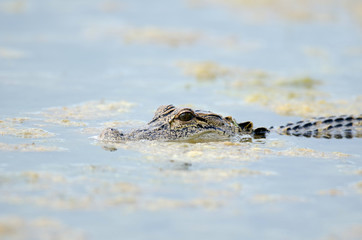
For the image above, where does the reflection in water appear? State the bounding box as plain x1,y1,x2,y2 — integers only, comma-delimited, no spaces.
167,160,192,171
102,145,118,152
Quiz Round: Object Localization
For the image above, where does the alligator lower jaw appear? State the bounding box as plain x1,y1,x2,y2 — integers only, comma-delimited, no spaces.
175,132,231,143
170,131,253,143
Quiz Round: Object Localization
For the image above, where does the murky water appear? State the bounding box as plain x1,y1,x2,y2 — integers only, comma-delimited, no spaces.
1,0,362,239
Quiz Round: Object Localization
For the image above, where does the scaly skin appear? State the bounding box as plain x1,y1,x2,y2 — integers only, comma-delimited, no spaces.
272,115,362,139
99,105,362,142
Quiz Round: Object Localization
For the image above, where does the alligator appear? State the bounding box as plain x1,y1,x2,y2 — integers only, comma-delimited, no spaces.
99,104,362,142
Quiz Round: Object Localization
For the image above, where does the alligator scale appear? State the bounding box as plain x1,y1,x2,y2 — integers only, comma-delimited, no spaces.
99,105,362,142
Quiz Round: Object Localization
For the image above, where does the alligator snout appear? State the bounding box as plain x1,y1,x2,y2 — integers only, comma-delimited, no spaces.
99,128,125,142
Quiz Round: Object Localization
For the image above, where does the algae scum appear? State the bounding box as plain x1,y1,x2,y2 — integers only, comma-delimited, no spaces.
1,0,362,240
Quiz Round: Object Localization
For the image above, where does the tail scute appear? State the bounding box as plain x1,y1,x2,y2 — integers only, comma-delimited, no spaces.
272,115,362,139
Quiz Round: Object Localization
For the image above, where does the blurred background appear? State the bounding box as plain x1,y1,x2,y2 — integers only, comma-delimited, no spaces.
0,0,362,240
1,0,361,118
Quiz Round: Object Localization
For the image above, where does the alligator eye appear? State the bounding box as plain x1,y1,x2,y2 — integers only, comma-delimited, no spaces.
178,112,194,121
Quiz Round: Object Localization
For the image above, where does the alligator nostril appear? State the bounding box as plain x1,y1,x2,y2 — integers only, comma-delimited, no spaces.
105,128,124,135
99,128,124,141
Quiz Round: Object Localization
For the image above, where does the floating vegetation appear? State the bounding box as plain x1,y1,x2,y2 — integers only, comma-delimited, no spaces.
0,216,85,240
179,61,362,117
0,118,55,139
44,119,87,127
0,142,66,152
250,194,306,204
0,100,134,152
0,0,28,14
0,127,55,139
178,61,233,82
42,100,135,121
188,0,338,23
275,76,322,89
317,189,344,196
101,140,350,164
356,181,362,195
0,47,27,59
122,27,201,47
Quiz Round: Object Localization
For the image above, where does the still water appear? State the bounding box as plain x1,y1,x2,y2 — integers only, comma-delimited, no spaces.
1,0,362,239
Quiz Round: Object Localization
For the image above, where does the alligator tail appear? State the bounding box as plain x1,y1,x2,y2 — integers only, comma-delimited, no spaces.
269,115,362,139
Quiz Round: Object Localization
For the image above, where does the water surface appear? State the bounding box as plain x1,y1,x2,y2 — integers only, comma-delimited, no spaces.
1,0,362,239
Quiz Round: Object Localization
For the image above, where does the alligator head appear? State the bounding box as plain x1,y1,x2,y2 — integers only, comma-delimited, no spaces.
99,104,268,142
